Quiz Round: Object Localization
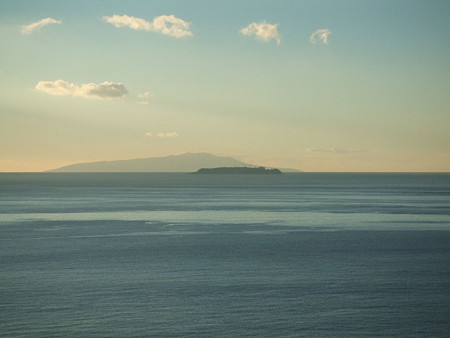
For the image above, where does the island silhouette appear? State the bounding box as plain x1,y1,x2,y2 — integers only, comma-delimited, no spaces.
47,153,300,173
195,167,282,174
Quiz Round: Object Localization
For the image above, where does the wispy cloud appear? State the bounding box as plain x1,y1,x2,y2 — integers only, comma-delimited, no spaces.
300,148,373,154
21,17,62,35
137,92,154,105
138,92,154,99
310,29,332,44
103,14,192,38
35,80,128,99
240,21,281,44
145,132,179,138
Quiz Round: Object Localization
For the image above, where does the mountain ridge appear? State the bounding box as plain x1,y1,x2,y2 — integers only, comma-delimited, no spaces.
46,153,243,172
46,153,301,173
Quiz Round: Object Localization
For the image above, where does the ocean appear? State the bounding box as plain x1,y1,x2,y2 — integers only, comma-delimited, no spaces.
1,173,449,337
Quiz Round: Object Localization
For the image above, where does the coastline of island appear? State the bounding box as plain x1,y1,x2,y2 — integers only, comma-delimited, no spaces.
194,167,282,174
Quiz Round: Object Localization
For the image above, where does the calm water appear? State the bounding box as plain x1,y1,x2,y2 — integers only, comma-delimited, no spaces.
1,173,450,337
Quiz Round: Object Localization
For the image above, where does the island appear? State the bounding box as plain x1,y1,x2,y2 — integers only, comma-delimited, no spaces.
46,153,301,172
195,167,282,174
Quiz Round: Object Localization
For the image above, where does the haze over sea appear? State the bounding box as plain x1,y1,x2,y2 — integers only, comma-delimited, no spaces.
1,173,450,337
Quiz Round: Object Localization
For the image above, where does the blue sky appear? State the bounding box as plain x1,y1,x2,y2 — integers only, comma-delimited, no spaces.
1,0,449,171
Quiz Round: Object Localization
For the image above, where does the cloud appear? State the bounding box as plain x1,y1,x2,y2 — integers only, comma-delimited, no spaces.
138,92,153,99
301,148,373,154
35,80,128,99
137,92,153,105
310,29,332,44
103,14,192,38
145,132,179,138
240,21,281,44
21,17,62,35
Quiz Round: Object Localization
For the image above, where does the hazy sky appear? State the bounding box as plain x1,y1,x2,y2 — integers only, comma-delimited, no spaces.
1,0,449,172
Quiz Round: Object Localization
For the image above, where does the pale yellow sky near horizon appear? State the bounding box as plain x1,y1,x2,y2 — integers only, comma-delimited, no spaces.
1,0,449,172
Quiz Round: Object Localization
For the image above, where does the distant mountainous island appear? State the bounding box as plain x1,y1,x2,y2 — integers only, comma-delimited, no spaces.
195,167,282,174
47,153,301,173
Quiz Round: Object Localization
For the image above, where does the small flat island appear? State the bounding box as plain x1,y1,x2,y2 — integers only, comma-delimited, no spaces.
195,166,282,174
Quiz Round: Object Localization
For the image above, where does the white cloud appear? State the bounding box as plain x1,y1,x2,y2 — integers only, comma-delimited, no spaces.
145,132,179,138
138,92,153,105
310,29,332,44
103,14,192,38
300,148,373,154
35,80,128,99
21,17,62,35
138,92,154,99
157,132,178,138
240,21,281,44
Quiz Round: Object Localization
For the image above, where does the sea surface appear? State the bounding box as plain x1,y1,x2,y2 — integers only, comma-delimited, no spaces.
1,173,450,337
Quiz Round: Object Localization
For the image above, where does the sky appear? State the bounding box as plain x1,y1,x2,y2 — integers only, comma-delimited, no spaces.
0,0,449,172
